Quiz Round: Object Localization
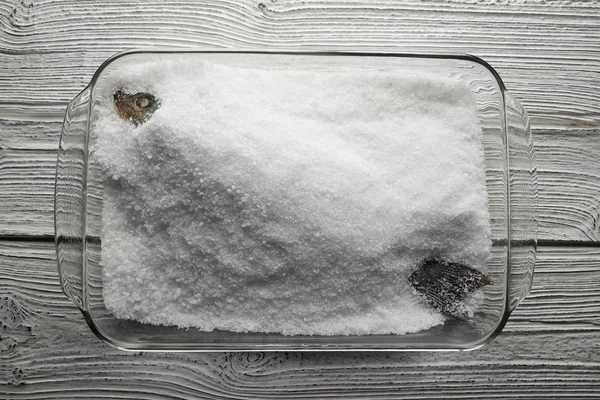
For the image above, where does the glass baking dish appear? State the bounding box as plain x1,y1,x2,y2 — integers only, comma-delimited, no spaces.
55,50,537,351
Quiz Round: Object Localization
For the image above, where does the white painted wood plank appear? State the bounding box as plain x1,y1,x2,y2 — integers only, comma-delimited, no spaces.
0,0,599,127
1,240,599,398
0,146,56,238
510,246,600,327
1,0,599,397
535,131,600,242
3,123,599,241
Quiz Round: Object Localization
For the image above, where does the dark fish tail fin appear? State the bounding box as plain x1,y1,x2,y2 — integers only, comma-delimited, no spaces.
409,258,493,320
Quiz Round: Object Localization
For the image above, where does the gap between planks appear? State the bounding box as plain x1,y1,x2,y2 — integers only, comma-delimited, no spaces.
3,236,600,248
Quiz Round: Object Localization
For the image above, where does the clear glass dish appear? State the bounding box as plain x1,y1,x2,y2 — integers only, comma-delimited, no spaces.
55,50,537,351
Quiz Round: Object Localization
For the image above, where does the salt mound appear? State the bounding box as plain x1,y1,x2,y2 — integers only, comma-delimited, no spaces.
93,59,491,335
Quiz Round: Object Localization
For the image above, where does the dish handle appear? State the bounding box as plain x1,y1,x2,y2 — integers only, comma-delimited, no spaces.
506,91,537,311
55,87,91,310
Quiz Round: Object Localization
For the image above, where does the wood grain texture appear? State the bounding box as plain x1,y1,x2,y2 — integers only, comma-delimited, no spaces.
0,0,599,128
3,124,600,241
535,131,600,242
2,0,600,398
1,240,600,399
1,0,600,239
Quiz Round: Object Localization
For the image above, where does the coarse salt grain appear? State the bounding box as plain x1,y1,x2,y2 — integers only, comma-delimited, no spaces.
93,59,491,336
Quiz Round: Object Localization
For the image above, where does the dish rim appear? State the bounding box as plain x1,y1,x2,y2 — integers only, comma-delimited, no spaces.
57,49,519,352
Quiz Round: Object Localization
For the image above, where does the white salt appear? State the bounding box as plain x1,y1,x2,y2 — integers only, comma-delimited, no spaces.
93,59,491,336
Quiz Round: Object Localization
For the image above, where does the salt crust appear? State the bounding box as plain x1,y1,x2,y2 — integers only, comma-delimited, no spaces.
94,59,491,335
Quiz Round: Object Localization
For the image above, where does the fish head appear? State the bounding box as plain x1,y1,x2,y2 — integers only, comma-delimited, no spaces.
113,91,160,126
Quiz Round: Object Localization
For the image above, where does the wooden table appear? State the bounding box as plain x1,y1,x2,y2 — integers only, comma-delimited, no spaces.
1,1,599,398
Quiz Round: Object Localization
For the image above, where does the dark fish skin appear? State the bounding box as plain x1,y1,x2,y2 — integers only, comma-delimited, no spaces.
113,91,160,126
409,258,493,320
